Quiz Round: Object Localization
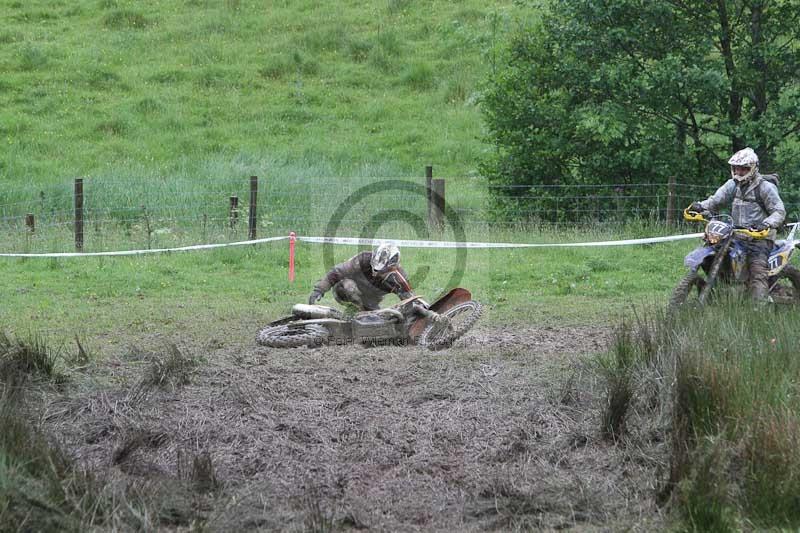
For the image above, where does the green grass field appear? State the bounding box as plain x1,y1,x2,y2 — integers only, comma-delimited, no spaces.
1,229,695,350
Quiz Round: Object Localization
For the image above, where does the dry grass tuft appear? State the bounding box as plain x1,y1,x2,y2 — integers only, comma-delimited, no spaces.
301,485,335,533
126,343,199,403
0,331,63,383
191,451,219,493
112,427,169,466
141,343,198,389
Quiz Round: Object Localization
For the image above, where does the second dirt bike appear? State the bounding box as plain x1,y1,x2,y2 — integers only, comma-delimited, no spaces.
669,207,800,309
256,288,482,350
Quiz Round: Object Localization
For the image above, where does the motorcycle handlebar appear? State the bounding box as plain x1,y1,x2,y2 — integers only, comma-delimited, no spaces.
683,207,707,222
683,207,770,239
735,227,770,239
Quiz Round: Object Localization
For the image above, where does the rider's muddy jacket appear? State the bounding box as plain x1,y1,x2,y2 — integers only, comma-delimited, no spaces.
698,173,786,239
313,251,414,301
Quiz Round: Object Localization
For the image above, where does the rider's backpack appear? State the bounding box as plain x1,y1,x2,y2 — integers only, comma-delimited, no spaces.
761,173,780,187
755,173,780,213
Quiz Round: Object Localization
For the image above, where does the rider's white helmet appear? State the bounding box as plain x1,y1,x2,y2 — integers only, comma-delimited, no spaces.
371,242,400,273
728,147,759,182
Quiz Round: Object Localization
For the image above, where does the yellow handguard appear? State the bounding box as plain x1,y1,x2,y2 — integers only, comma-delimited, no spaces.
736,227,770,239
683,207,706,222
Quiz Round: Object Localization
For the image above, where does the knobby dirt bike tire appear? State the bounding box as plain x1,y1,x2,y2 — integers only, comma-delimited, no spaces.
420,300,482,351
668,271,708,312
256,323,328,348
698,239,730,304
771,264,800,304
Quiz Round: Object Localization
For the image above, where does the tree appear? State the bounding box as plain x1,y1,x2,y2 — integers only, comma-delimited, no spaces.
481,0,800,221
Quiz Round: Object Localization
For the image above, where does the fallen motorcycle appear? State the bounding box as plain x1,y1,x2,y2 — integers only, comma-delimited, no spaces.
669,207,800,310
256,288,482,350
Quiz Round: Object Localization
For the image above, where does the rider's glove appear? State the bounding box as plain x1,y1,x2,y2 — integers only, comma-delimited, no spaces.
689,201,704,213
751,221,771,232
308,289,323,305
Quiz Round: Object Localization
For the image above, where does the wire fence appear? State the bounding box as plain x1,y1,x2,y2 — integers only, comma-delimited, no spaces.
3,175,797,253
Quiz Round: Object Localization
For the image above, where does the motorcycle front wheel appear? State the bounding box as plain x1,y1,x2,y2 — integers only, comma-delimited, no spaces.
770,264,800,304
256,323,328,348
668,271,708,312
419,300,482,351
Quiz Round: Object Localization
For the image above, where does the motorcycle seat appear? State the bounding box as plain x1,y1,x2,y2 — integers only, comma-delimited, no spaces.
356,308,404,322
292,304,343,319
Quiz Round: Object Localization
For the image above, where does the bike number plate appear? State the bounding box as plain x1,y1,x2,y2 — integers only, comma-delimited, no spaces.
706,220,732,242
768,252,787,273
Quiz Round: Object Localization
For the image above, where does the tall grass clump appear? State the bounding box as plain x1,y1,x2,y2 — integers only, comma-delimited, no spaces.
602,294,800,529
0,385,84,531
0,331,63,383
102,10,151,30
140,343,198,390
598,310,668,440
126,343,200,404
599,321,636,440
0,387,169,531
401,61,436,91
0,345,205,531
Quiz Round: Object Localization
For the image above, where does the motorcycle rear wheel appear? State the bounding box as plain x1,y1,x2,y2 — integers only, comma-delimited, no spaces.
770,264,800,304
256,323,328,348
420,300,482,351
668,271,708,312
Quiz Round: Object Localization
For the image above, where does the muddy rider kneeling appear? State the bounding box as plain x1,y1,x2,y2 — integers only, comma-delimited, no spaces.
308,242,415,312
689,147,786,302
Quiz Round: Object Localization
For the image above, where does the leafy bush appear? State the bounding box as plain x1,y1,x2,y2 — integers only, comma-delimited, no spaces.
481,0,800,223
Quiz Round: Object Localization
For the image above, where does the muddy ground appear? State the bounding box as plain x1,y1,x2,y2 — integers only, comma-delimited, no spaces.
34,324,669,531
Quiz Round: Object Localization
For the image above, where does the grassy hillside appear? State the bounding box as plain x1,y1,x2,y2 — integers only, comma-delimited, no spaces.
0,0,526,185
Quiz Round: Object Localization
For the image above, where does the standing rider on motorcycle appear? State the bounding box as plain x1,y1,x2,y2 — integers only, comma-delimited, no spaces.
308,242,415,311
689,147,786,301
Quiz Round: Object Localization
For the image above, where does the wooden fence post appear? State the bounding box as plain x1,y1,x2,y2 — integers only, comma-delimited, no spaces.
229,195,239,229
142,205,152,249
25,213,35,233
248,176,258,240
432,178,445,229
74,178,84,251
666,176,676,226
425,165,433,227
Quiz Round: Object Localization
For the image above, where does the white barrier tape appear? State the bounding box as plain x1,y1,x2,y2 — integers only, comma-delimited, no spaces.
297,233,704,248
0,236,288,258
0,231,705,258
